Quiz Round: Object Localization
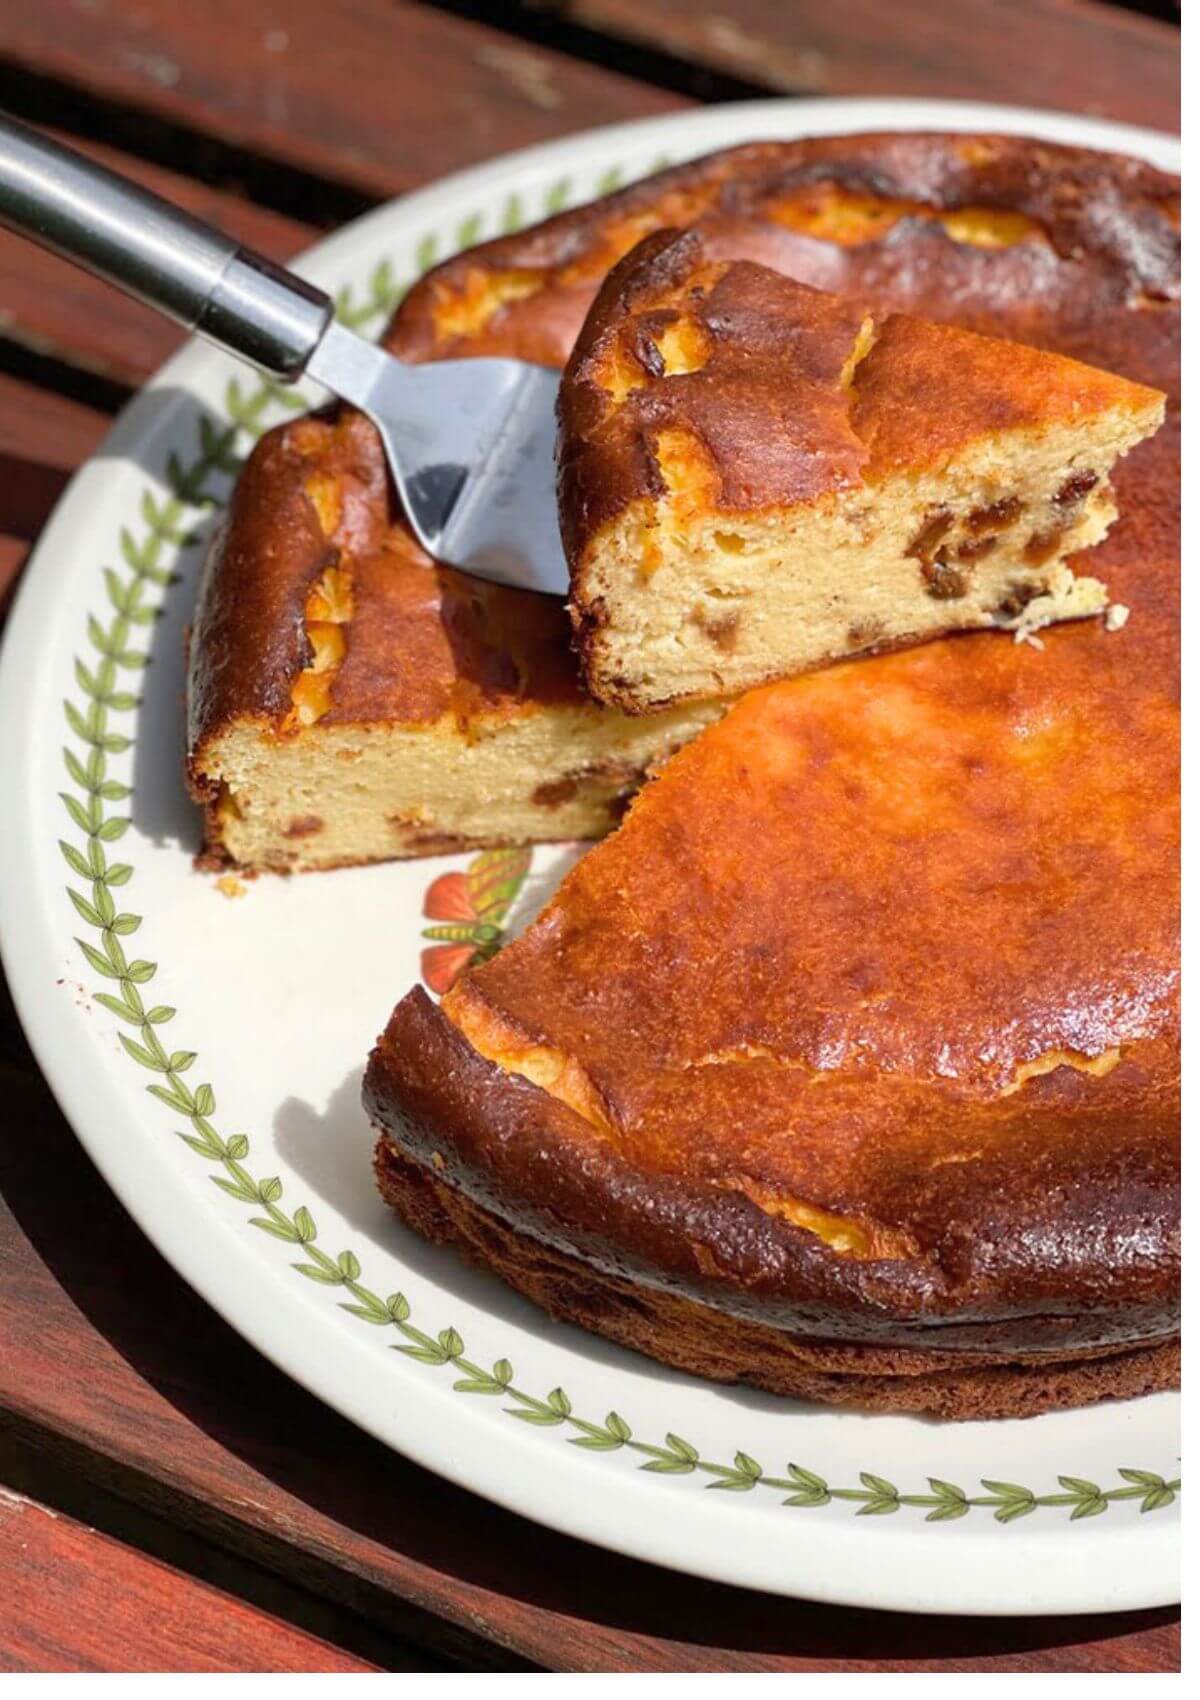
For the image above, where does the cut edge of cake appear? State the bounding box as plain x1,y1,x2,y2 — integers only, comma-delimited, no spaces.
191,695,723,873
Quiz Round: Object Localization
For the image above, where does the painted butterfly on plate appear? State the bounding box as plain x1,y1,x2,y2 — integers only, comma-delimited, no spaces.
420,846,533,994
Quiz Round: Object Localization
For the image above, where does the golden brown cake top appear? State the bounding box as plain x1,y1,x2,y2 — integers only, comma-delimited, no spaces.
445,632,1177,1191
556,224,1164,570
396,132,1178,374
369,603,1179,1343
189,130,1179,760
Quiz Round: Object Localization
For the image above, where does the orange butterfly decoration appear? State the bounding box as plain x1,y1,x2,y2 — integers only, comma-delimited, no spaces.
420,847,533,995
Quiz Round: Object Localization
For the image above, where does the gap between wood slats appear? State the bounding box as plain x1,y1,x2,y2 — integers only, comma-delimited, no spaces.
0,0,683,211
0,1476,380,1673
424,0,810,99
0,1430,444,1674
0,65,375,231
433,0,1179,130
1093,2,1179,20
0,127,313,389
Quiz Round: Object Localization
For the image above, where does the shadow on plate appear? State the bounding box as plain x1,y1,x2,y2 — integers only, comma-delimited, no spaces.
272,1065,993,1429
272,1063,736,1403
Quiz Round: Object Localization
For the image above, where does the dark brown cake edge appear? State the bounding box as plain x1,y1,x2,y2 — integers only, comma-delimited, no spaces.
364,989,1178,1356
373,1134,1178,1420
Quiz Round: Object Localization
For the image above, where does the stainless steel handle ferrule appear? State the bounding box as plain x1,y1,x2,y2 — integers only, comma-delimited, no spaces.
0,112,332,378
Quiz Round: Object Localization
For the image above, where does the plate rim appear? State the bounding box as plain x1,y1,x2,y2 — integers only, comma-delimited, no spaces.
0,95,1180,1616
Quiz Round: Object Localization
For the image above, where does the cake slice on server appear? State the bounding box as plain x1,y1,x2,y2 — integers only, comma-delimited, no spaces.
560,228,1164,713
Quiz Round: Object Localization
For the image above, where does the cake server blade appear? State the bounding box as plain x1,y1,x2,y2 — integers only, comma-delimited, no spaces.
0,112,570,597
306,322,565,595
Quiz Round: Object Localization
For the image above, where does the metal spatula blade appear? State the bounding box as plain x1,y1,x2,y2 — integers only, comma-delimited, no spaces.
0,112,570,597
307,322,565,594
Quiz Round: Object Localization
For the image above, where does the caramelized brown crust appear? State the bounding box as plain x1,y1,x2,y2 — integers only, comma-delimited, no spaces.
361,131,1178,1382
366,981,1178,1353
393,131,1178,373
187,408,583,810
374,1136,1179,1419
557,231,875,571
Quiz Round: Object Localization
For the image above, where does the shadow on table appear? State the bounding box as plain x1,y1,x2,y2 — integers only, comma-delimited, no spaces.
0,1023,1178,1672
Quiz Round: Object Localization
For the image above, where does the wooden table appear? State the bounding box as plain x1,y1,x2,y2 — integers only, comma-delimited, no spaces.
0,0,1180,1673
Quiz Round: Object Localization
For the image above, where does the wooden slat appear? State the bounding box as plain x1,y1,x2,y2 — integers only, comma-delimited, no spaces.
0,1485,376,1672
0,132,313,386
0,1049,1179,1674
0,376,112,610
0,0,684,203
0,537,27,612
558,0,1179,130
0,373,112,472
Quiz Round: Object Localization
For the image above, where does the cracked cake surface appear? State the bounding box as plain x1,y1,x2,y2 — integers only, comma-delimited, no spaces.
358,130,1178,1416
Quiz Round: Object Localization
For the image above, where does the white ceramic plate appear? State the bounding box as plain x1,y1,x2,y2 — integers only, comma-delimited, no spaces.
0,98,1179,1616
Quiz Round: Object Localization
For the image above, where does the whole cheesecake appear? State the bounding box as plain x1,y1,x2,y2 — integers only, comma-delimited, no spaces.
360,131,1179,1418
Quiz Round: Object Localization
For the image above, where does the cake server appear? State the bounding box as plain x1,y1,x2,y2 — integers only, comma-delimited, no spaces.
0,113,568,595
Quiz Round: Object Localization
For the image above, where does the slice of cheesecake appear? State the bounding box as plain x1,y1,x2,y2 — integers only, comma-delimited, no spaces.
187,408,723,873
560,228,1165,713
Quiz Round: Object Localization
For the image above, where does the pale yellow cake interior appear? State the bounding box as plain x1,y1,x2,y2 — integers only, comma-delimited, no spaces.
202,697,722,873
578,409,1157,711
